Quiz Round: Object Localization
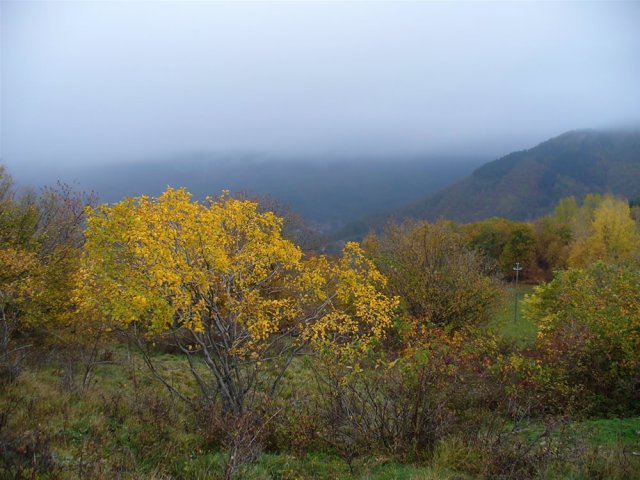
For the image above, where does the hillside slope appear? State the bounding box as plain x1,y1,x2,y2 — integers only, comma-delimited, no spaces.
409,129,640,222
337,130,640,239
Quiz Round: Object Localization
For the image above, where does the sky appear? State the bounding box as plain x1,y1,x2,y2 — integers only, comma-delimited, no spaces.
2,1,640,171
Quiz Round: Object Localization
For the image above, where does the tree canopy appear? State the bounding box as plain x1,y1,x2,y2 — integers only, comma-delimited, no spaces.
75,188,398,412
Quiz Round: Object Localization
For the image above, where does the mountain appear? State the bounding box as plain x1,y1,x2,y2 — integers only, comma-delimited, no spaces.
337,129,640,239
10,154,482,230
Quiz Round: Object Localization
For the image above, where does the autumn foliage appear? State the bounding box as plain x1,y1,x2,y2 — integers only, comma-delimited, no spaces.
0,167,92,382
2,164,639,478
363,220,502,330
75,188,398,413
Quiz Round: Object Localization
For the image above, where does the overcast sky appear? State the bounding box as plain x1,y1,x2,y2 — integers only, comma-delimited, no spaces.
2,1,640,170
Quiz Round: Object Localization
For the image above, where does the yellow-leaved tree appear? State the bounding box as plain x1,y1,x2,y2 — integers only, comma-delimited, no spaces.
569,195,640,267
75,188,397,414
0,247,39,382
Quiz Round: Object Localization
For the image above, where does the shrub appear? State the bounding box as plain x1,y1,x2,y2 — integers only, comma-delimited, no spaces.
364,221,502,330
519,262,640,414
313,322,493,461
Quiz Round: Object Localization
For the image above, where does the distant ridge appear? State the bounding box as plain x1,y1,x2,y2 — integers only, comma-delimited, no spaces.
14,154,480,230
337,129,640,239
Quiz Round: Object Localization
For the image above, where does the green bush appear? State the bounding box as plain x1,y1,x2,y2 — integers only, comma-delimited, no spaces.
518,262,640,414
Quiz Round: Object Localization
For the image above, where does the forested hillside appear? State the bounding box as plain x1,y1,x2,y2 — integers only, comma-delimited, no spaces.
405,129,640,221
338,130,640,240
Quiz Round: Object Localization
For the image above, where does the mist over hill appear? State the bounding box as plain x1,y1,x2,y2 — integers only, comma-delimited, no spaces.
337,129,640,239
10,130,639,239
11,154,483,230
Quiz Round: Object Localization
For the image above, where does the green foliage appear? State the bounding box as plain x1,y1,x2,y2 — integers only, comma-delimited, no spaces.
461,217,537,279
521,262,640,413
364,220,502,330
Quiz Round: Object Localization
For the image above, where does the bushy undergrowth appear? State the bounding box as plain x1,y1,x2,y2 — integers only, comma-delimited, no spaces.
2,273,639,479
2,343,638,479
498,262,640,416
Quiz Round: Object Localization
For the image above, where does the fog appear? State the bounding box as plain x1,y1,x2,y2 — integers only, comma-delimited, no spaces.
2,1,640,173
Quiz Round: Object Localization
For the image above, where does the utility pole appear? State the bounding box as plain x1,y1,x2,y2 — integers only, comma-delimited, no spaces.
513,262,523,323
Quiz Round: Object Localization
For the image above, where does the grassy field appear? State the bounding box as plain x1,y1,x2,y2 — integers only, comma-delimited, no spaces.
2,289,639,479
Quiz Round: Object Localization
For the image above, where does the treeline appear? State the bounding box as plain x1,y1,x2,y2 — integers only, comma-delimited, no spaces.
403,193,640,282
1,163,639,478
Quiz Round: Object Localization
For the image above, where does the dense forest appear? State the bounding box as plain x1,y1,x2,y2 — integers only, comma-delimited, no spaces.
1,161,639,479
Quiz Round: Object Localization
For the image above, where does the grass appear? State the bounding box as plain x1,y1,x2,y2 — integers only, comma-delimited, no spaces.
487,284,537,347
172,448,483,479
577,417,640,446
0,355,465,479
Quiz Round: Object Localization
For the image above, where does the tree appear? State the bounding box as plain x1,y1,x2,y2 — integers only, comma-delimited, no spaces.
569,195,640,267
461,218,537,279
0,166,93,382
75,188,397,414
0,167,39,250
498,223,536,278
631,198,640,225
0,247,39,382
461,217,512,262
363,220,501,330
533,197,577,273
